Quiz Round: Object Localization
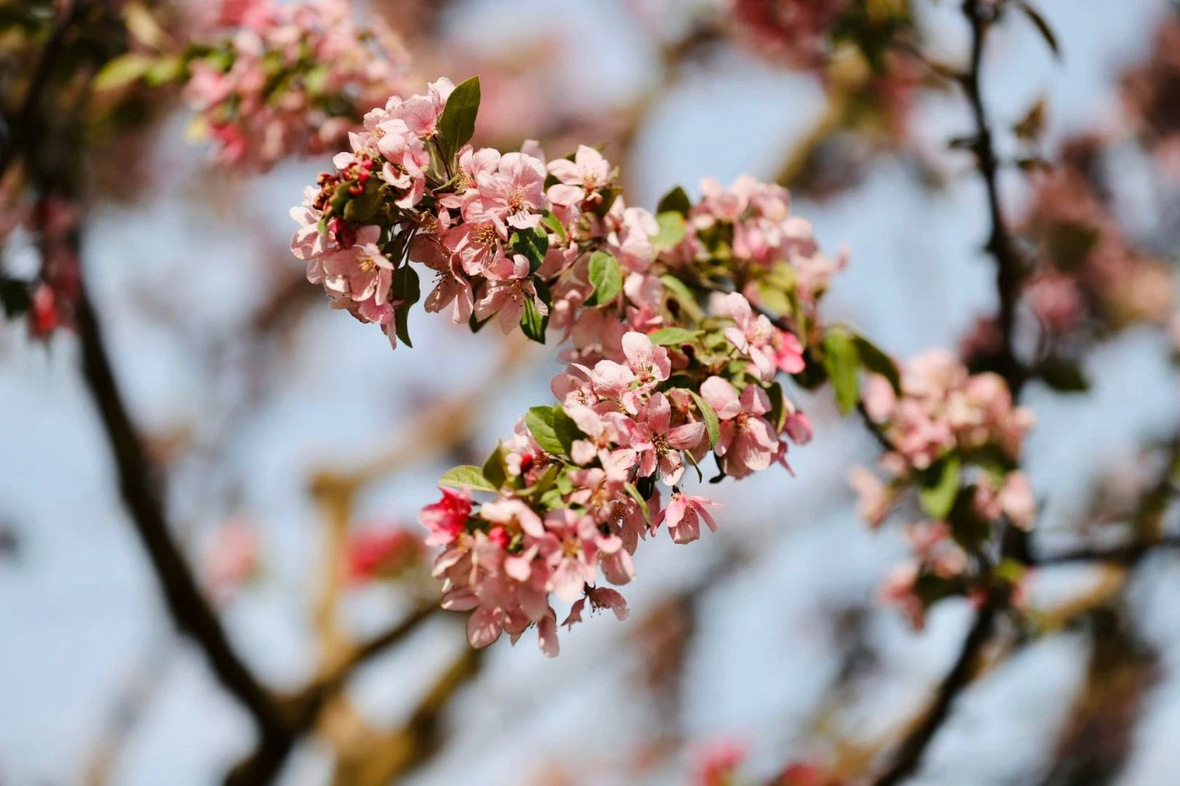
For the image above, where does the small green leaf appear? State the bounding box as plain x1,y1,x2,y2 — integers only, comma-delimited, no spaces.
919,455,961,520
1037,356,1089,393
439,465,497,493
392,265,421,305
93,54,155,91
541,212,568,245
552,406,585,455
624,482,650,522
682,448,704,483
519,294,548,343
468,311,493,333
587,250,623,306
689,391,721,449
342,180,382,224
0,278,31,319
482,444,509,490
647,327,701,346
767,381,787,431
650,211,686,251
656,185,691,217
510,228,548,274
525,406,564,455
394,307,413,348
821,328,861,414
853,334,901,395
437,75,481,160
658,274,703,320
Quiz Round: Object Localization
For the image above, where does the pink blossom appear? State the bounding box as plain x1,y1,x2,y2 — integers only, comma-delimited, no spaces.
419,487,473,546
701,376,781,479
655,492,719,544
547,144,612,206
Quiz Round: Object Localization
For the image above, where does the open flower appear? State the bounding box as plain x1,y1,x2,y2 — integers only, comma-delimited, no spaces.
701,376,781,479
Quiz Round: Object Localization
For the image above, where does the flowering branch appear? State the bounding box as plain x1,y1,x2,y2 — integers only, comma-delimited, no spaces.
868,1,1045,780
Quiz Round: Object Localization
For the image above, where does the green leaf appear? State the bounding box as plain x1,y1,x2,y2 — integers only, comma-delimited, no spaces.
510,228,548,274
439,465,498,493
468,311,493,333
541,212,568,245
650,211,686,251
647,327,701,346
93,54,155,91
682,448,704,483
525,406,564,455
343,180,382,224
394,307,413,348
821,328,861,414
689,391,721,449
519,294,548,343
853,334,901,395
552,406,585,455
0,278,31,319
624,482,650,522
767,381,787,430
482,444,509,490
658,274,703,320
1037,356,1089,393
919,455,961,520
392,265,421,304
437,75,480,160
587,250,623,306
656,185,691,217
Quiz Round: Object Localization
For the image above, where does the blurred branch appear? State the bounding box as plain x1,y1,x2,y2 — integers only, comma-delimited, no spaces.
871,1,1037,780
957,0,1029,393
74,285,293,766
0,0,94,179
871,597,1001,786
323,648,485,786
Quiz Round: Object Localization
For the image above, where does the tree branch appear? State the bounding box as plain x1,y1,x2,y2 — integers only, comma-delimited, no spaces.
0,0,93,180
959,0,1029,394
73,286,292,765
871,2,1036,781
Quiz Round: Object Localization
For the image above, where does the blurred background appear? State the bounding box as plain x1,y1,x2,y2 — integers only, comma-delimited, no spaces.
1,0,1179,784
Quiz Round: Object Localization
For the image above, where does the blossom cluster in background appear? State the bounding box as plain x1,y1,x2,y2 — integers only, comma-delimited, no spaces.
290,77,855,654
852,351,1035,627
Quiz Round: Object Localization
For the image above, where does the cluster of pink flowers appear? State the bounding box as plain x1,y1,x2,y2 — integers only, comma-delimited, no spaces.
345,525,427,583
183,0,413,169
726,0,850,69
292,78,846,653
1017,159,1174,336
1120,11,1180,176
419,324,813,655
852,351,1035,627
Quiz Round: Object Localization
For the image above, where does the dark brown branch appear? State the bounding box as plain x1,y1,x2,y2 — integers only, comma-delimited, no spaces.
0,0,93,179
871,2,1036,781
958,0,1030,395
74,286,292,767
873,598,1000,786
